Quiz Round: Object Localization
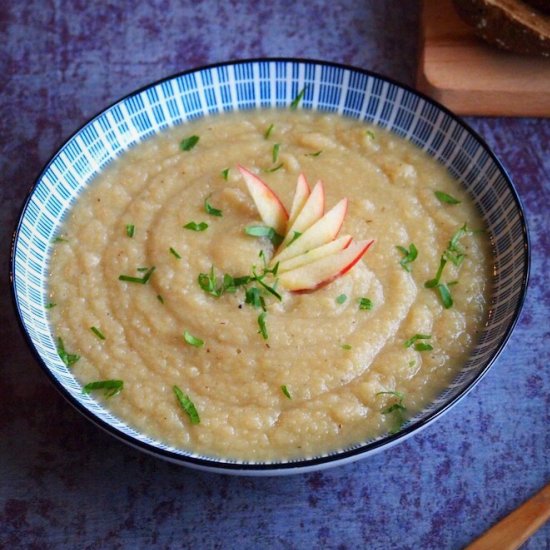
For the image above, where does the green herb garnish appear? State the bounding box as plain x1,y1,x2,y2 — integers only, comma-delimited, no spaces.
290,86,307,110
198,266,244,297
272,143,280,163
204,195,223,217
287,231,302,246
126,224,135,238
434,191,461,205
265,163,283,173
396,243,418,272
376,391,406,434
245,287,266,310
404,334,432,348
341,344,352,350
305,150,322,157
365,130,376,140
180,135,199,151
173,385,200,424
336,294,347,304
437,283,454,309
90,326,106,340
52,236,68,243
56,337,80,368
45,302,57,310
221,168,230,180
184,221,208,232
358,298,373,311
244,225,284,246
281,385,292,399
264,123,274,139
169,247,182,259
157,294,164,304
83,380,123,397
257,312,268,340
183,330,204,348
118,266,156,284
425,257,447,288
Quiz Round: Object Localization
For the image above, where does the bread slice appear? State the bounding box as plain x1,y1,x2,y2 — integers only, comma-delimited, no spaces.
452,0,550,56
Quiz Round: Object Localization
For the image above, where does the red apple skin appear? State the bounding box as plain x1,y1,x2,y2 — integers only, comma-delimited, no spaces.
280,239,375,292
237,165,288,234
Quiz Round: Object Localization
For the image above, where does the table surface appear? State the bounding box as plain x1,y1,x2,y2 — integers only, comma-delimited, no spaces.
1,1,548,548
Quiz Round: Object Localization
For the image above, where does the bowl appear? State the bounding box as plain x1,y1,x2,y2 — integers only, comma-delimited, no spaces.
10,59,529,475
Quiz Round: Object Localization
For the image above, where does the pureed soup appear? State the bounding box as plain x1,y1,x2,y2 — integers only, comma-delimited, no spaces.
48,109,490,461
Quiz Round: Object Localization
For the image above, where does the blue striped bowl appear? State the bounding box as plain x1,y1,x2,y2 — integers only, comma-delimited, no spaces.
11,59,529,475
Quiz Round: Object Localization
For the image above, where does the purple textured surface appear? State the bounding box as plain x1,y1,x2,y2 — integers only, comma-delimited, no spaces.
1,1,548,548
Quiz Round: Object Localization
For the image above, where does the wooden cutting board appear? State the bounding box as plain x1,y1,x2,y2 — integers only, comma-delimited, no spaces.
416,0,550,117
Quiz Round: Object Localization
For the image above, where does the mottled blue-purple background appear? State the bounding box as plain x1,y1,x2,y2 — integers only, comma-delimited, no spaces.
1,1,548,548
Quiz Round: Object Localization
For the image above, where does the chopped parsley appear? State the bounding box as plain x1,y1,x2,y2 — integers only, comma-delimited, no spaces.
82,380,123,397
272,143,280,163
183,330,204,348
257,311,268,340
376,391,406,434
396,243,418,272
90,326,106,340
265,163,284,173
365,130,376,140
404,334,432,348
45,302,57,310
437,283,454,309
56,337,80,368
221,168,230,181
305,150,322,157
264,123,274,139
434,191,461,205
245,287,266,310
157,294,164,304
290,86,307,110
169,247,182,259
244,225,284,246
287,231,302,246
336,294,347,304
184,221,208,232
125,224,135,238
198,266,245,298
180,135,199,151
204,195,223,217
52,236,68,243
281,385,292,399
414,342,434,352
359,298,373,311
173,385,200,424
425,223,475,308
341,343,352,350
118,266,156,284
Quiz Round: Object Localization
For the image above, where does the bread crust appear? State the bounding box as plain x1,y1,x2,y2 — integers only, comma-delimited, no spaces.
452,0,550,56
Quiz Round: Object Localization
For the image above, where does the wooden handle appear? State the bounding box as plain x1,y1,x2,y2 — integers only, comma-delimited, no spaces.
466,483,550,550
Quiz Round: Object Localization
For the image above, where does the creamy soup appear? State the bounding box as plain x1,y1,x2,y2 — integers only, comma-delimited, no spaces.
48,110,490,461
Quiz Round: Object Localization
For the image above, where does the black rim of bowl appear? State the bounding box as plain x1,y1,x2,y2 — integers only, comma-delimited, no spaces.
10,58,531,473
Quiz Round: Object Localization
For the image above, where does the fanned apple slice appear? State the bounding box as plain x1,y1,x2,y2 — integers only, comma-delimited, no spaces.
278,239,375,291
237,165,288,235
272,198,348,264
287,173,311,230
278,181,325,249
277,235,352,273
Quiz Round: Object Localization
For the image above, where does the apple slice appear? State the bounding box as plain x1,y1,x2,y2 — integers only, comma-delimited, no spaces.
278,239,375,291
272,198,348,264
287,173,311,230
278,181,325,249
237,165,288,235
277,235,352,273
